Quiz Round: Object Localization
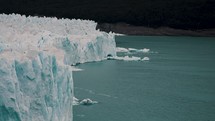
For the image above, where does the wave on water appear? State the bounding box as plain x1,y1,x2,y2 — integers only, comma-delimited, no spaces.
76,114,85,117
75,87,117,98
75,87,96,94
98,93,118,99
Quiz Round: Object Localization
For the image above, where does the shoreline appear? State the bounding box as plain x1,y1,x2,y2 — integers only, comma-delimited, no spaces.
97,23,215,37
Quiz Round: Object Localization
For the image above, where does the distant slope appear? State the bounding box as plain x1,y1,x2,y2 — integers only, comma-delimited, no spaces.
0,0,215,29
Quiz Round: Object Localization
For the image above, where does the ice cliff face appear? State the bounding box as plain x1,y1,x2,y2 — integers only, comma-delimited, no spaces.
0,54,73,121
0,14,116,121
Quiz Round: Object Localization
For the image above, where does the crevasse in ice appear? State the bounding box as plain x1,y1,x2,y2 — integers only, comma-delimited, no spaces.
0,14,116,121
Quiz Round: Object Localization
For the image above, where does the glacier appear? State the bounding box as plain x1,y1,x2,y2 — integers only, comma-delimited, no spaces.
0,14,116,121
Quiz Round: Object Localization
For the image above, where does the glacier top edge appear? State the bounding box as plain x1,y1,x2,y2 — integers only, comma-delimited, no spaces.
0,13,116,65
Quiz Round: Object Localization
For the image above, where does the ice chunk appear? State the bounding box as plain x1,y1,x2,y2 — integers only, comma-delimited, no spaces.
73,97,80,106
79,98,98,105
128,48,138,52
142,57,150,61
108,56,150,61
73,97,98,106
109,56,141,61
117,56,141,61
116,47,129,52
117,47,150,53
139,48,150,53
128,48,150,53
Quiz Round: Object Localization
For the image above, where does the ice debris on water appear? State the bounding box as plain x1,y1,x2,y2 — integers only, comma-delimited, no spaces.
73,97,98,106
73,97,80,106
116,47,130,52
116,47,150,53
142,57,150,61
108,56,149,61
80,98,98,105
115,47,151,61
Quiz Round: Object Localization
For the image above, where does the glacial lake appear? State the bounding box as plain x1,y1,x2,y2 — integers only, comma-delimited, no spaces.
73,36,215,121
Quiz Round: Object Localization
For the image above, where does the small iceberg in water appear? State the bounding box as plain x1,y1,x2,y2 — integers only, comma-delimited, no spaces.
115,47,151,61
116,47,129,53
114,56,141,61
116,47,150,53
108,56,149,61
73,97,80,106
139,48,150,53
73,97,98,106
80,98,98,105
128,48,138,52
142,57,150,61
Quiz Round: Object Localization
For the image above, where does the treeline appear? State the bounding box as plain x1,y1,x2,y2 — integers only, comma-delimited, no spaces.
0,0,215,29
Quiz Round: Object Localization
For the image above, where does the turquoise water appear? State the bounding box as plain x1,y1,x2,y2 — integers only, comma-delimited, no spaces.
73,36,215,121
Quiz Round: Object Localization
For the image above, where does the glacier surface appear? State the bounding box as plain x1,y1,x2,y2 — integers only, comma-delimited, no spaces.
0,14,116,121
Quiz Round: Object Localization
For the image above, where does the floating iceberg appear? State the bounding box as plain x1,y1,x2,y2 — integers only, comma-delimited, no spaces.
116,47,150,53
0,14,116,121
108,56,149,61
72,98,98,106
114,56,141,61
72,97,80,106
79,98,98,106
139,48,150,53
128,48,137,52
142,57,150,61
116,47,129,53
